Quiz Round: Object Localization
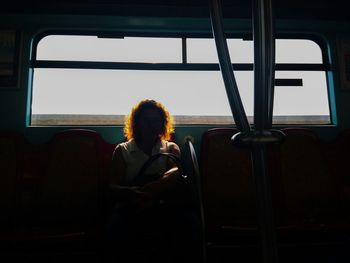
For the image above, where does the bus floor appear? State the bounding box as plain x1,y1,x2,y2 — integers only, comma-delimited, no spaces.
206,242,350,263
1,242,350,263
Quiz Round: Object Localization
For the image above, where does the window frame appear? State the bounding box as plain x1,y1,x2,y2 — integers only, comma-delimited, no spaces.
30,30,332,126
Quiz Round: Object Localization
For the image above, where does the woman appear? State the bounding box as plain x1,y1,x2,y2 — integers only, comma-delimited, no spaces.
109,99,181,213
105,99,187,262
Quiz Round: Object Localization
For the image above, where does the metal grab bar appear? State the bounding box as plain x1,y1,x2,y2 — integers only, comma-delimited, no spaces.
251,1,279,263
209,1,282,263
208,0,250,133
253,0,275,130
185,138,207,263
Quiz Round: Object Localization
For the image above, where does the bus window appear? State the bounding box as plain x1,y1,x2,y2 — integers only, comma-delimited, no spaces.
30,34,330,126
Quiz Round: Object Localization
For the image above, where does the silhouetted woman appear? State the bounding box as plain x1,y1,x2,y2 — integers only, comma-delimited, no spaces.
105,99,201,262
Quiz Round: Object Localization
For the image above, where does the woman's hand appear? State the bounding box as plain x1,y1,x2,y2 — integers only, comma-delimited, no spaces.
140,167,179,196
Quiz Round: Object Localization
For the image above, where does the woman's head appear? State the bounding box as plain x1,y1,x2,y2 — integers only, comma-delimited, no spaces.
124,99,174,142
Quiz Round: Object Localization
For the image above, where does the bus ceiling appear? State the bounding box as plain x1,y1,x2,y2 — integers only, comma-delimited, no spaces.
0,0,349,21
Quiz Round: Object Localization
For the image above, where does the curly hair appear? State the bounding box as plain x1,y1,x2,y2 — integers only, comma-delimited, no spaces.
124,99,174,141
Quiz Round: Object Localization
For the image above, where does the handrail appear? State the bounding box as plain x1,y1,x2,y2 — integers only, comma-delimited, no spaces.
208,1,282,263
185,137,207,263
208,0,250,133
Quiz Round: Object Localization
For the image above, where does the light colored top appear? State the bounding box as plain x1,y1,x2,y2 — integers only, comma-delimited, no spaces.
118,139,179,185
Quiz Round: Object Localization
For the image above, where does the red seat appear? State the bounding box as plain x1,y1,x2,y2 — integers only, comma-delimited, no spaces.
332,129,350,220
0,132,26,232
276,128,340,240
38,129,106,229
0,129,114,257
200,128,258,244
9,129,110,251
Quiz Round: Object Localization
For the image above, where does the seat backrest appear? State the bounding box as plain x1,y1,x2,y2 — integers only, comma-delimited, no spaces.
39,129,105,227
333,129,350,218
200,128,256,235
0,132,26,228
278,128,338,224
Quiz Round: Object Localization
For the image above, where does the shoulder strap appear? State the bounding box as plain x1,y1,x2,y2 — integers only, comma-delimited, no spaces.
133,153,183,186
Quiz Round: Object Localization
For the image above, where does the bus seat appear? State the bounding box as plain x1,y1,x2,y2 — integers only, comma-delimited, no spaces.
277,128,339,236
333,129,350,220
0,132,25,232
37,129,106,238
200,128,257,244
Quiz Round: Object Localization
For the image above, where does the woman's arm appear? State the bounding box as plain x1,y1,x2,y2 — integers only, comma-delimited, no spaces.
141,142,181,197
109,145,144,201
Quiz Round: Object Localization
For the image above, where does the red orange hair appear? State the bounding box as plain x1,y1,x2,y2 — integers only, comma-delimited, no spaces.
124,99,174,141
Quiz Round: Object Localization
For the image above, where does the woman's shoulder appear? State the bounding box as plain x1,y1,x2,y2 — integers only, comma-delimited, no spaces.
116,139,135,151
113,139,136,160
161,140,180,156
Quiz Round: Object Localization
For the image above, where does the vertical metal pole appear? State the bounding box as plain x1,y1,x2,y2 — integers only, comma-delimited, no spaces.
252,0,278,262
251,146,278,263
253,0,276,130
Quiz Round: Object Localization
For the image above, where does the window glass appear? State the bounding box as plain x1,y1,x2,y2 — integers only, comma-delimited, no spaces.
187,38,322,63
31,34,330,125
273,71,329,116
187,38,254,63
37,35,182,63
275,39,323,63
32,69,237,117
